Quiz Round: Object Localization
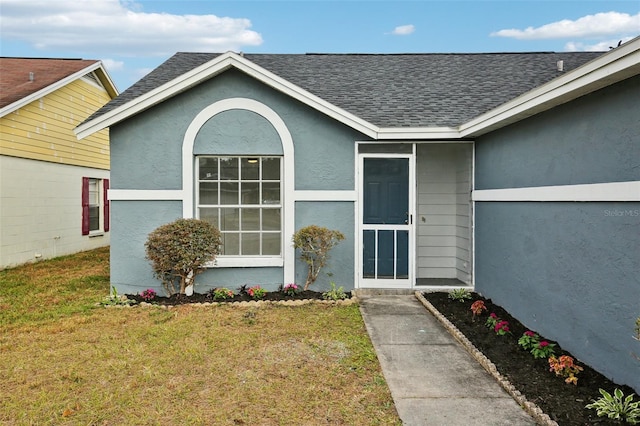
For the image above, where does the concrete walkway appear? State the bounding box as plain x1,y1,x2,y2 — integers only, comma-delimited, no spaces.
359,294,536,426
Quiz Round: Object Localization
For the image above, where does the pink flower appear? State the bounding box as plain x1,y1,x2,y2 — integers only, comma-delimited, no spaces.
489,313,498,319
539,341,549,347
524,331,536,337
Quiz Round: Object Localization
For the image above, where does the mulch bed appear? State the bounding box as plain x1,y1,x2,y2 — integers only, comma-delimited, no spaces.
423,291,636,425
128,289,347,305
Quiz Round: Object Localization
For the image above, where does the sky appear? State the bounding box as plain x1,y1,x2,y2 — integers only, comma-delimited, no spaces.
1,0,639,91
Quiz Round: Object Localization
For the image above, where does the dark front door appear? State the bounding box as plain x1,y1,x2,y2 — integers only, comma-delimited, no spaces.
361,156,412,287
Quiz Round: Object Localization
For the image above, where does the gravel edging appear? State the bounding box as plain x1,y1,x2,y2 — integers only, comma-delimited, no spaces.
103,297,359,309
415,291,557,426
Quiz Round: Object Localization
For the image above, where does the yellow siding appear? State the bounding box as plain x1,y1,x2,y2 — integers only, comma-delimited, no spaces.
0,77,111,169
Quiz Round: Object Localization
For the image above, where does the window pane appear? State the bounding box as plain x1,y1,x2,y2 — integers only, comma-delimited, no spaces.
241,182,259,205
220,208,239,230
199,182,218,205
262,233,281,255
241,158,259,180
242,233,260,255
242,208,260,231
199,157,218,180
220,182,238,205
220,157,238,180
199,208,219,228
262,158,280,180
89,179,99,205
222,233,239,255
262,182,280,204
89,206,100,231
262,208,280,231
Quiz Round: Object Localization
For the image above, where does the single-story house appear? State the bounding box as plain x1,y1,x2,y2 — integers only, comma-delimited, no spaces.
0,58,118,268
76,37,639,391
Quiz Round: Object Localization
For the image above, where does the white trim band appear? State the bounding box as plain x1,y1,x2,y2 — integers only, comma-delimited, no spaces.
108,189,185,201
473,181,640,202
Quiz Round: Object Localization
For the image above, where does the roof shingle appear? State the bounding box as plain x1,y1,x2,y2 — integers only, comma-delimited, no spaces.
86,51,604,128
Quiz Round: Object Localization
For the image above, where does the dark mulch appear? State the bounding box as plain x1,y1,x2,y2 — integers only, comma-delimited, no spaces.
128,289,347,305
424,292,636,426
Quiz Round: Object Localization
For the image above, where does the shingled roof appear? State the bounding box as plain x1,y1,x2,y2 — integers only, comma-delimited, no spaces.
85,51,604,129
0,58,101,109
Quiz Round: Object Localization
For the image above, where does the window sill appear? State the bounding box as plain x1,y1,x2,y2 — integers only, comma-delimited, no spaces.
88,232,105,238
207,257,284,268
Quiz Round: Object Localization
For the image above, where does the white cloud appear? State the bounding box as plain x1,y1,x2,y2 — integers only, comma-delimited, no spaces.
564,36,635,52
101,58,124,72
0,0,263,56
391,24,415,36
491,11,640,40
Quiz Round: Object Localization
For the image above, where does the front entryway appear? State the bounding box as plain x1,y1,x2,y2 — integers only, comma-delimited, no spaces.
356,142,473,289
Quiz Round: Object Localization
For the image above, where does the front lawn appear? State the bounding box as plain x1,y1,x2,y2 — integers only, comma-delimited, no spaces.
0,247,400,425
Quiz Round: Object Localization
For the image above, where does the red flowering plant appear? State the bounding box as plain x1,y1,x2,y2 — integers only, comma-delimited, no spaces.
518,330,540,350
470,300,487,321
549,355,583,385
530,340,556,359
494,320,510,336
247,285,267,300
485,312,499,329
282,283,299,297
140,288,157,301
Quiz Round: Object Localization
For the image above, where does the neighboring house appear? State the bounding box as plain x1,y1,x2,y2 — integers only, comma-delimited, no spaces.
76,38,639,391
0,58,118,268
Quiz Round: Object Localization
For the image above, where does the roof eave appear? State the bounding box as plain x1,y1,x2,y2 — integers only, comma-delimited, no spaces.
459,36,640,138
0,61,118,119
75,52,380,140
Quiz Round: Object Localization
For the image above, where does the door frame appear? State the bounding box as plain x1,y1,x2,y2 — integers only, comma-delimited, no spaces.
355,150,416,289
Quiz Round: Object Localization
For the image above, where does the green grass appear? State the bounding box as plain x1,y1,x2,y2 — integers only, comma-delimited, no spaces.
0,247,400,425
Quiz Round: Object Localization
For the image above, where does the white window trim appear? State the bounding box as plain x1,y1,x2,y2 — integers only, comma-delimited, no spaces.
182,98,295,281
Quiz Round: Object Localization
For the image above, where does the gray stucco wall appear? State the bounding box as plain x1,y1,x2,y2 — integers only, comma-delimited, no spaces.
475,75,639,190
474,76,640,392
109,69,364,295
294,201,355,292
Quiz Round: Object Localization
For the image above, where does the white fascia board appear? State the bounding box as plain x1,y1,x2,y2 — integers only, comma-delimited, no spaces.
472,181,640,202
95,62,120,98
75,53,238,139
377,126,461,139
460,37,640,138
75,51,380,140
0,61,110,118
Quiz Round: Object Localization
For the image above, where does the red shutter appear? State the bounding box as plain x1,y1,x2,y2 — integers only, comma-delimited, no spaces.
81,177,90,235
103,179,110,232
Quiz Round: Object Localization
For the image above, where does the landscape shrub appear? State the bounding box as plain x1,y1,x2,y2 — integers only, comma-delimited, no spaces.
145,218,221,295
292,225,344,290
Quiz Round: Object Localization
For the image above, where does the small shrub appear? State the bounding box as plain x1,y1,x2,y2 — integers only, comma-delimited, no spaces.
635,317,640,341
448,288,471,302
586,388,640,424
145,218,221,295
549,355,583,385
322,282,347,301
293,225,345,290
